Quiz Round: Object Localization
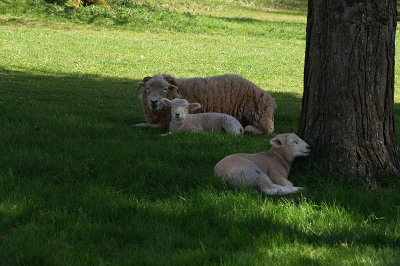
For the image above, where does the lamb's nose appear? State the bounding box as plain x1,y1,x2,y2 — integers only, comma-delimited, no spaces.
150,100,158,105
175,113,180,118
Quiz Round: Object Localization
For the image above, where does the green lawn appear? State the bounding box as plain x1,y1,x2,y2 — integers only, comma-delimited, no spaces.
1,1,400,265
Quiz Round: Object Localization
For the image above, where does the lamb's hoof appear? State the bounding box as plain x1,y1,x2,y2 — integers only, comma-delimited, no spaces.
134,123,147,127
160,132,172,137
244,125,263,135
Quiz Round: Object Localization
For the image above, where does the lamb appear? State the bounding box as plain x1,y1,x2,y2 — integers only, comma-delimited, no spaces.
160,98,244,135
135,73,277,134
214,133,310,196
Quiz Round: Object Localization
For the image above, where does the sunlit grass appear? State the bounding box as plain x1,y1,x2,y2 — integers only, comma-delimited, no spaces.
1,0,400,265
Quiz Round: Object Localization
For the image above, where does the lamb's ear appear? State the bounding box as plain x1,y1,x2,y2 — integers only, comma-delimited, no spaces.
270,135,285,147
160,98,172,107
188,103,201,110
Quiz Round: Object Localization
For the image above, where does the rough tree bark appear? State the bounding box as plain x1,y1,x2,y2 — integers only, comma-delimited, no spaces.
298,0,400,185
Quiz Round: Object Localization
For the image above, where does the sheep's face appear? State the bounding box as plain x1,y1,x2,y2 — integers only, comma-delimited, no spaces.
161,98,201,122
266,115,275,134
270,133,310,158
265,98,277,133
138,75,178,111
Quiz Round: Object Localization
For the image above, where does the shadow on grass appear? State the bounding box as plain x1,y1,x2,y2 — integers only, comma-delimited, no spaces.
2,66,400,194
1,67,400,263
211,14,306,27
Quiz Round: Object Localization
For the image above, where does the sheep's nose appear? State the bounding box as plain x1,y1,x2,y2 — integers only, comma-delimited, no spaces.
306,145,311,150
175,113,181,118
150,100,158,105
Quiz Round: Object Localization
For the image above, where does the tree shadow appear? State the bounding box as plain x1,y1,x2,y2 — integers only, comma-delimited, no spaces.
2,66,400,198
211,14,306,27
2,67,400,263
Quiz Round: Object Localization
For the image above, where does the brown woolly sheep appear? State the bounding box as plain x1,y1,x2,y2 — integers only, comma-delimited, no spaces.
135,73,277,134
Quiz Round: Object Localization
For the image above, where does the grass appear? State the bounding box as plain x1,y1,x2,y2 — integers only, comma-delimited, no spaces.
1,0,400,265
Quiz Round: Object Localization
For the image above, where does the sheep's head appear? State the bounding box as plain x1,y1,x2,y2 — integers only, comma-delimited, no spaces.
161,98,201,122
270,133,310,158
137,74,179,111
266,97,277,133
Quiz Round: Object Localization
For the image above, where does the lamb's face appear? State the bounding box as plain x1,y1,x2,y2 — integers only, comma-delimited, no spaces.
286,134,311,157
270,133,311,158
170,99,191,122
161,98,201,123
139,76,177,111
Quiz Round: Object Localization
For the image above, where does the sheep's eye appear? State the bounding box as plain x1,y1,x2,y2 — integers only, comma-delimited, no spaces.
146,88,150,91
291,140,298,144
163,87,168,92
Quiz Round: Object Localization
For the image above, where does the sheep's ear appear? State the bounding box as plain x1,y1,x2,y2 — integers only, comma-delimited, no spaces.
136,81,147,92
188,103,201,110
163,75,177,86
142,76,152,82
169,85,178,92
270,135,285,147
160,98,172,107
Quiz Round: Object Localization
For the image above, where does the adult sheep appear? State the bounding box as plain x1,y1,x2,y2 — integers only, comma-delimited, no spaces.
135,73,277,134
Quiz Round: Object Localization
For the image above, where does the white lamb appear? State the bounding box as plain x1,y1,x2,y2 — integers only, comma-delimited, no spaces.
214,133,311,196
160,98,244,135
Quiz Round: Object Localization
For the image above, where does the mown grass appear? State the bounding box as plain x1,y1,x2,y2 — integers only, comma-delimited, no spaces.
1,0,400,265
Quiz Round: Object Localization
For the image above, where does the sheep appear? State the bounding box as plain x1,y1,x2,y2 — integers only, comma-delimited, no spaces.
214,133,310,196
135,73,277,134
160,98,244,135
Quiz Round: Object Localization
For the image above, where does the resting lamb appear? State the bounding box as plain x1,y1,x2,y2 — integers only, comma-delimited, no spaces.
160,98,243,135
135,73,277,134
214,133,310,196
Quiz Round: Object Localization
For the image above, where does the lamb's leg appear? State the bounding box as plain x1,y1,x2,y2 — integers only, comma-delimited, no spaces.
260,184,305,196
216,157,304,196
135,123,163,128
243,125,263,135
222,163,275,190
222,122,243,135
160,132,172,137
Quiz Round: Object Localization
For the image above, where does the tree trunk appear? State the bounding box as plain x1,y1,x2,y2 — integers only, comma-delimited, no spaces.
298,0,400,186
